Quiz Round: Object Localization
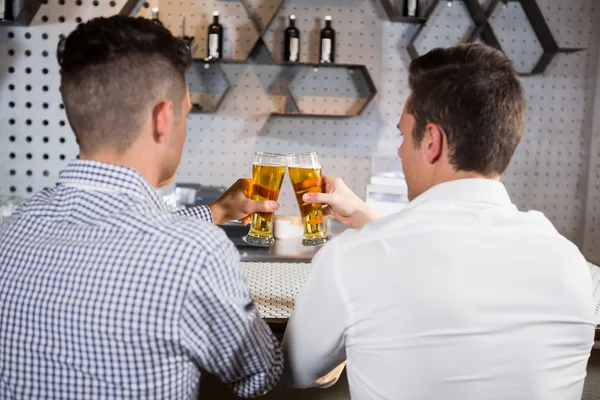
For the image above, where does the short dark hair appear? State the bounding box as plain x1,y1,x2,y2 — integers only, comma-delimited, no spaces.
57,15,192,154
407,43,526,176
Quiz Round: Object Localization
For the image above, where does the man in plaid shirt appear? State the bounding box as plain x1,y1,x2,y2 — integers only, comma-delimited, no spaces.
0,16,282,399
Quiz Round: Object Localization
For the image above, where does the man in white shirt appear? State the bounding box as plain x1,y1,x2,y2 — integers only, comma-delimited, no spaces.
282,43,596,399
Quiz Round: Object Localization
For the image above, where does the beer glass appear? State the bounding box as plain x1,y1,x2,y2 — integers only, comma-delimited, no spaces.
244,152,286,247
287,152,331,246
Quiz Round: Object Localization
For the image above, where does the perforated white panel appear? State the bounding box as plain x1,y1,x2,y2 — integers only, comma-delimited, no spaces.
1,0,599,262
583,29,600,264
0,0,133,196
498,3,599,248
585,122,600,263
241,261,310,319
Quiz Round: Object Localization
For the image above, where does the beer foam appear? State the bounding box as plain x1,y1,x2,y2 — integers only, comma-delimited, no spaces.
253,162,286,167
290,164,321,169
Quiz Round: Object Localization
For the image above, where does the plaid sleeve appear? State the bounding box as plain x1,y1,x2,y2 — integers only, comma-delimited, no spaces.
173,205,213,224
180,239,283,398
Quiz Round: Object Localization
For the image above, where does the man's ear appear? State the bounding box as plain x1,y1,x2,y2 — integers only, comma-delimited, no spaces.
423,122,444,164
152,100,173,144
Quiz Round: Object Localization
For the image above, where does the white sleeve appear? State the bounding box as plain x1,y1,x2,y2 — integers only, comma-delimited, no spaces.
282,241,349,389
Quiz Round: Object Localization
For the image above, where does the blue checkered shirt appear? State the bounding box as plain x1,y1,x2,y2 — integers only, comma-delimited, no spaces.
0,160,283,399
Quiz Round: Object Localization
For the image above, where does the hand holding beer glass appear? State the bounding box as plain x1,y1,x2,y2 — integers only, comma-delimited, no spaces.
287,152,331,246
243,152,286,247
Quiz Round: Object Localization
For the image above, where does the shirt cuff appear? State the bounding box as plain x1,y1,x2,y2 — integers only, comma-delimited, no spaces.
173,204,214,224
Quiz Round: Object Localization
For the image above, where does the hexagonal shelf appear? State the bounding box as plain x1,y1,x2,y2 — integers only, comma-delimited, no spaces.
485,1,546,74
186,60,230,113
279,63,377,118
405,0,585,75
0,0,42,26
257,0,378,118
480,0,585,75
407,0,487,59
252,63,303,115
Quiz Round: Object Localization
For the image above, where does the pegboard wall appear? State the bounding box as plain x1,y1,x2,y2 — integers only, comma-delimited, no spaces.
1,0,600,262
583,37,600,265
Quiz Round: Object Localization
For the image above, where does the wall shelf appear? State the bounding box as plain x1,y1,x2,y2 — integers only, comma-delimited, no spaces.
403,0,586,75
0,0,42,26
155,1,379,117
481,0,586,75
187,60,231,114
406,0,487,60
390,16,427,23
254,1,378,118
284,63,376,118
188,59,377,118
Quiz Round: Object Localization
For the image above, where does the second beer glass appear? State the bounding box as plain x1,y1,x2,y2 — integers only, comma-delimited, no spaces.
287,152,331,246
244,152,286,247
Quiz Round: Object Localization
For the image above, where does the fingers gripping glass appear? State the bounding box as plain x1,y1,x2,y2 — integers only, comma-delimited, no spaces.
287,152,331,246
243,152,287,247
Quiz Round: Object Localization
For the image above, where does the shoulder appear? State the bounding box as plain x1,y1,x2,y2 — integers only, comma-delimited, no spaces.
317,212,405,260
167,212,235,254
310,223,386,279
140,210,239,270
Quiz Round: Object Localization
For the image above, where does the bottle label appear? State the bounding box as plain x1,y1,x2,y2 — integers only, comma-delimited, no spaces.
321,38,331,62
290,38,299,62
209,33,219,58
0,0,5,19
407,0,417,16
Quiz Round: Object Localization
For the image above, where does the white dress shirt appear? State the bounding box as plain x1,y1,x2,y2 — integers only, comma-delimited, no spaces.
283,179,595,400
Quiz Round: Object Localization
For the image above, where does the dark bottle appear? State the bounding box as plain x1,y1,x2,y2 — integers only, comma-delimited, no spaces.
0,0,13,21
319,16,335,64
151,7,164,27
404,0,418,17
207,11,223,60
283,14,300,63
179,16,195,51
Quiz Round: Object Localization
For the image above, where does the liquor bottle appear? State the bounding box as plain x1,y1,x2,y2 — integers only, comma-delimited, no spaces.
319,16,335,64
151,7,164,27
207,11,223,60
283,14,300,63
180,16,195,51
404,0,418,17
0,0,11,21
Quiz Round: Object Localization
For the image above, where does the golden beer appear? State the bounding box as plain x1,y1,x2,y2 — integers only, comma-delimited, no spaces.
248,164,286,239
287,152,330,246
244,153,286,247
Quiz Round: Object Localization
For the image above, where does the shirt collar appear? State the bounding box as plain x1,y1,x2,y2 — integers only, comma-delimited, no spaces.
404,178,514,210
57,160,169,213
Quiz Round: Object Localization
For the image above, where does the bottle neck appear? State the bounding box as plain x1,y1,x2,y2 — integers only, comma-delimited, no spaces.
290,18,296,27
213,15,219,24
325,20,331,29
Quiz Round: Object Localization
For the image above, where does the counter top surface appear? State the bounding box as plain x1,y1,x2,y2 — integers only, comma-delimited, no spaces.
237,238,320,262
241,261,311,333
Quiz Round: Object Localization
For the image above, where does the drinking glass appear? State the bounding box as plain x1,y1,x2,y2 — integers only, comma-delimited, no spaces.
287,152,330,246
243,152,286,247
